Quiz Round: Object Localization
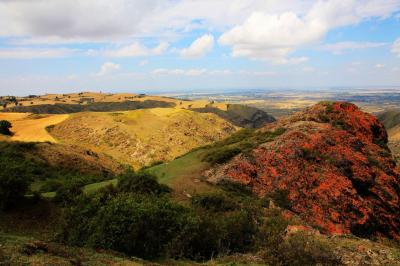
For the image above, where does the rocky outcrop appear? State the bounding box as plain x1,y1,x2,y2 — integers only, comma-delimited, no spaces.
207,102,400,239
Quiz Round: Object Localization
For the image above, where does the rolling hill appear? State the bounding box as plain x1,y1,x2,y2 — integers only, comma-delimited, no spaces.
48,108,238,169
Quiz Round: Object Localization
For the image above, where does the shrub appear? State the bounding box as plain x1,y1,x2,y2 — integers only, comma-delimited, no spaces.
117,170,170,195
263,232,340,266
265,189,292,210
0,120,12,135
61,192,197,259
202,128,286,165
40,179,64,192
191,193,238,212
203,146,241,164
0,170,31,209
61,180,263,261
54,182,83,206
217,179,253,197
257,209,289,248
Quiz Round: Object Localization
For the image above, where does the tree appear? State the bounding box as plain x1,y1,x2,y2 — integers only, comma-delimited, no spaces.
0,120,12,135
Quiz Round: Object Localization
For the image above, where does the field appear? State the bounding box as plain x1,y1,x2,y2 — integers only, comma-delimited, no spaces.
48,108,237,168
0,113,68,142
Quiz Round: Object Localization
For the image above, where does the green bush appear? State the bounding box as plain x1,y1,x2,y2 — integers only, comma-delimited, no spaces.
203,146,241,164
61,192,197,259
265,189,292,210
61,179,264,261
262,232,341,266
202,128,286,165
191,193,238,212
117,169,170,195
0,170,31,209
54,182,83,206
39,179,64,192
0,120,12,135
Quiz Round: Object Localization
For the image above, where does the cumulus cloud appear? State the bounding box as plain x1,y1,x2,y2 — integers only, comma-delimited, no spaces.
0,47,75,59
321,41,386,54
219,0,400,63
97,62,121,76
104,42,168,57
0,0,399,62
392,38,400,56
180,34,214,58
375,63,385,68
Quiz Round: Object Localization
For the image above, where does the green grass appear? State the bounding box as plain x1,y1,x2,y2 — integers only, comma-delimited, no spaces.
83,179,118,194
39,150,209,198
145,149,208,184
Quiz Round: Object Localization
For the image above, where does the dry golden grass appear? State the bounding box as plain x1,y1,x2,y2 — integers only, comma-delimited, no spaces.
49,108,237,168
388,126,400,141
0,113,69,142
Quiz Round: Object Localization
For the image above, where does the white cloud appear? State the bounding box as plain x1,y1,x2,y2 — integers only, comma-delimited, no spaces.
375,63,385,68
0,47,75,59
219,0,400,63
139,60,149,66
180,34,214,58
321,41,386,54
152,68,207,76
97,62,121,76
0,0,399,45
104,42,168,57
152,68,279,76
302,67,315,72
392,38,400,56
152,68,235,76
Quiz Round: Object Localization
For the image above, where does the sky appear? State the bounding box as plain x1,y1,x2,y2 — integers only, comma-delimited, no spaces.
0,0,400,95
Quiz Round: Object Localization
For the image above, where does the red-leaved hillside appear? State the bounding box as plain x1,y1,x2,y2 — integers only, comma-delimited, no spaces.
207,102,400,239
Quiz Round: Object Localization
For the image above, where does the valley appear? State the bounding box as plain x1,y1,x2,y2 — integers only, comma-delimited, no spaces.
1,91,400,265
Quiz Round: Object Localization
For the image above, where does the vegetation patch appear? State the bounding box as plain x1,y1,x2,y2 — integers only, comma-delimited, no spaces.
0,120,12,135
202,127,286,164
2,100,175,114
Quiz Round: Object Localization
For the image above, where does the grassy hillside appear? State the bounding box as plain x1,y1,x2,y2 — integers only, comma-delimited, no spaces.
193,104,276,128
378,109,400,161
0,113,68,142
49,108,238,169
0,141,122,195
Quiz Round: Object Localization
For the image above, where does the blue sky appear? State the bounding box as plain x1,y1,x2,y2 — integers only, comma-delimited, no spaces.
0,0,400,95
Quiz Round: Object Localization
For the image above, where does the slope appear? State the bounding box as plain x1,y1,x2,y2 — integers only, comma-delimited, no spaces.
0,141,122,193
49,108,237,169
378,109,400,161
193,104,276,128
0,113,68,142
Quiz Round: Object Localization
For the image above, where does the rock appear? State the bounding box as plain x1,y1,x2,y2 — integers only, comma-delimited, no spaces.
208,102,400,240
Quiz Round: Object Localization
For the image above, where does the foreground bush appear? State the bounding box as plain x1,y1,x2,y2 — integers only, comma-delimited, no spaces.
61,192,197,259
261,232,341,266
60,176,263,261
117,170,170,195
0,171,30,209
